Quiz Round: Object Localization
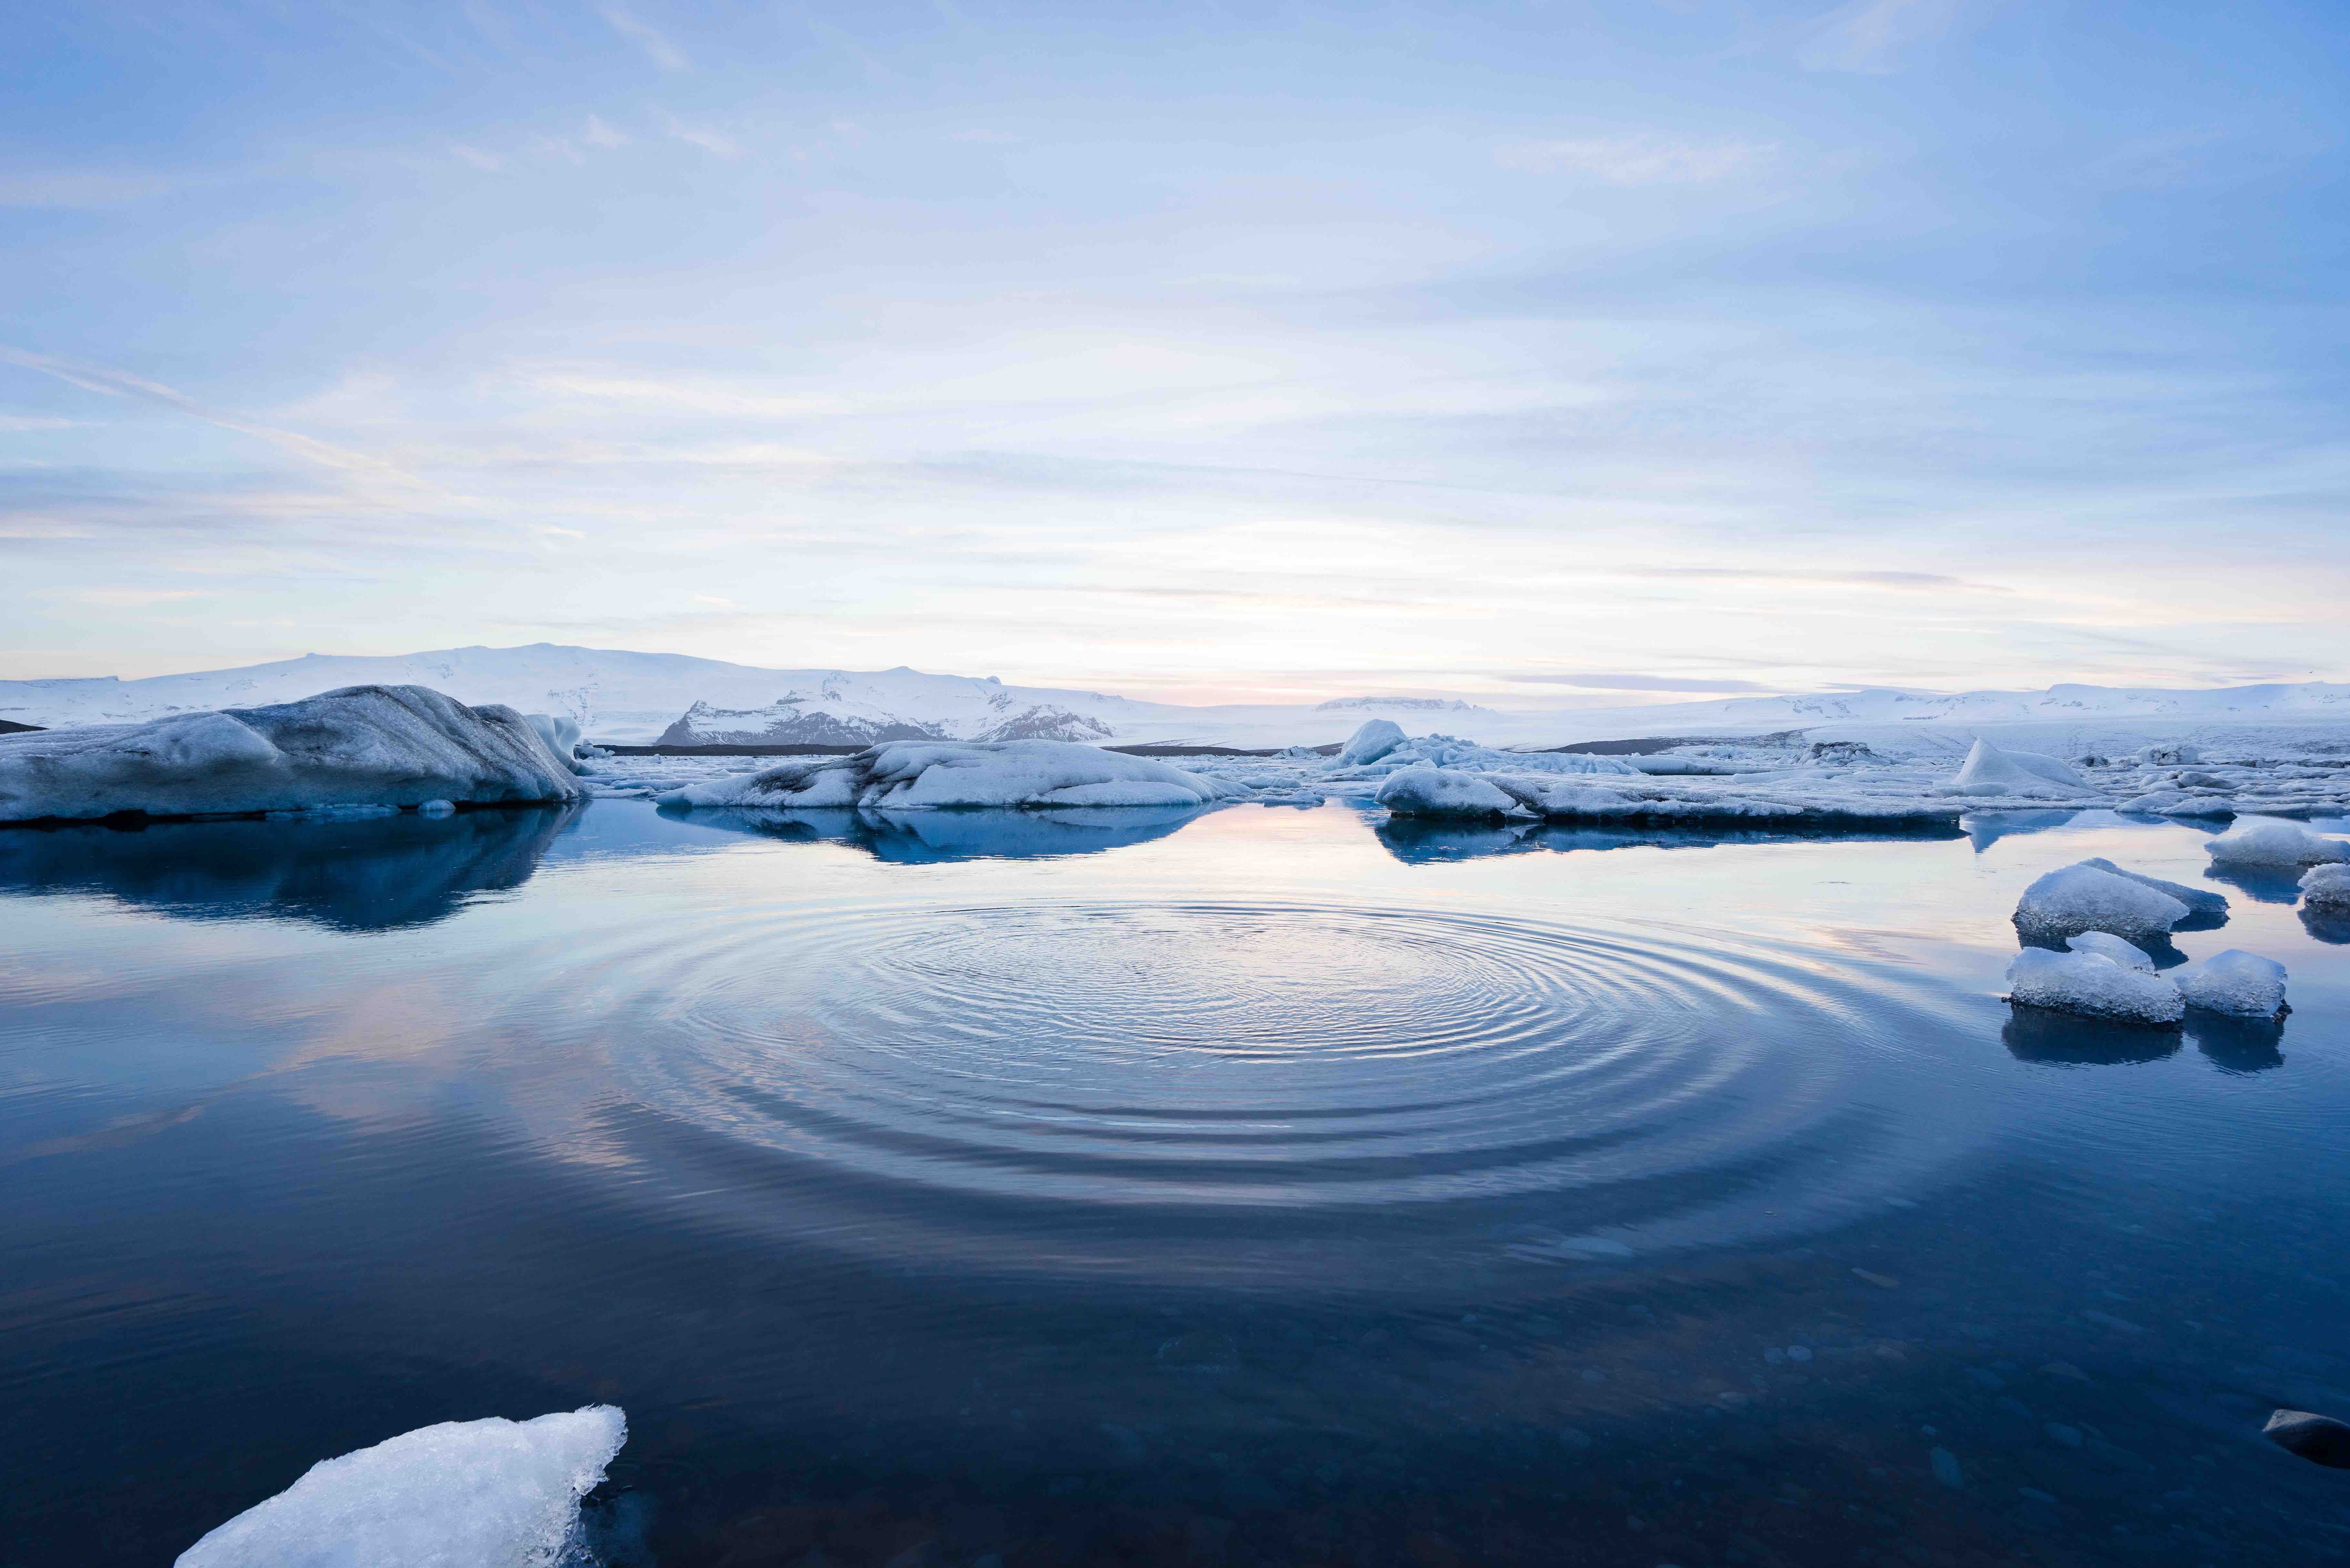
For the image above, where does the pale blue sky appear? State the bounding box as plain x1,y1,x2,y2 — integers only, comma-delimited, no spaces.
4,1,2345,702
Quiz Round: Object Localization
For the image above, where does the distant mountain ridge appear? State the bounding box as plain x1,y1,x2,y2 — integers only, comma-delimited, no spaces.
2,644,2346,752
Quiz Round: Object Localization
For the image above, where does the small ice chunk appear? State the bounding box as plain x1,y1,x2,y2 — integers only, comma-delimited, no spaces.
2005,949,2184,1025
1374,766,1524,819
417,799,457,816
1336,719,1406,766
2065,931,2154,973
2204,821,2350,868
176,1405,626,1568
2075,857,2229,915
2136,744,2201,765
2173,950,2287,1018
661,739,1238,811
1952,738,2088,798
2014,863,2190,943
2302,863,2350,912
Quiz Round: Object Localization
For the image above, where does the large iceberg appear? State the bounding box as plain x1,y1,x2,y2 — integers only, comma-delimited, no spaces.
0,685,581,824
1335,718,1406,765
2013,862,2191,943
658,739,1241,811
2005,948,2184,1025
1951,738,2090,799
177,1405,626,1568
2204,820,2350,868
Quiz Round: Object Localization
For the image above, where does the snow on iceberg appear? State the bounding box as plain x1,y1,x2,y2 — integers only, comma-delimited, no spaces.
0,685,581,824
2005,948,2184,1025
2173,949,2288,1018
2302,863,2350,912
2065,931,2156,973
2013,862,2190,943
1373,766,1526,819
2074,856,2229,918
2204,820,2350,868
523,712,589,774
1951,738,2090,798
657,739,1241,811
177,1405,625,1568
1336,718,1406,766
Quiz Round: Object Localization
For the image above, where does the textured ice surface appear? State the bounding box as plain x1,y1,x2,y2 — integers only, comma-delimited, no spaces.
2005,948,2184,1024
1951,738,2091,798
659,739,1239,811
2204,820,2350,867
2065,931,2156,972
0,685,581,823
1373,767,1524,818
2075,856,2230,916
176,1405,625,1568
1336,719,1406,766
2013,863,2191,943
2174,950,2289,1017
2302,863,2350,911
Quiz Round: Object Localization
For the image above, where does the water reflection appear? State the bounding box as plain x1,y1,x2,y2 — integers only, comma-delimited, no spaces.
2301,905,2350,944
661,803,1209,862
2205,867,2309,904
2000,1005,2182,1066
1375,816,1964,865
1963,809,2080,851
0,805,577,931
2188,1010,2286,1073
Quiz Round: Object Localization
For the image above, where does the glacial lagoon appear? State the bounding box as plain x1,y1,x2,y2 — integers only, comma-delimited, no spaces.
3,800,2346,1565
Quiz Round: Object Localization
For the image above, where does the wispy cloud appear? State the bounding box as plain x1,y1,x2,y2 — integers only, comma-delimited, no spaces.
665,117,744,159
1798,0,1970,75
448,144,504,172
600,4,689,71
1494,135,1773,184
582,115,631,149
1498,673,1781,692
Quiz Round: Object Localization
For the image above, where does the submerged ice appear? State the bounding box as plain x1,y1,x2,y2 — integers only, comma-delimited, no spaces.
176,1405,625,1568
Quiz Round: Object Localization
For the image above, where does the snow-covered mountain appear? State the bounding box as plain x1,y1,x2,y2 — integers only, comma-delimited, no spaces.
3,644,2347,755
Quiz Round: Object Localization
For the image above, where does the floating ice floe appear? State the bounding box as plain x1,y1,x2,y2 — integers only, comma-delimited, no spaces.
0,684,581,824
2065,931,2156,973
2173,950,2289,1018
657,739,1242,811
2073,856,2230,918
2005,948,2184,1025
2204,820,2350,868
2302,863,2350,911
1951,738,2091,799
176,1405,626,1568
2012,862,2192,943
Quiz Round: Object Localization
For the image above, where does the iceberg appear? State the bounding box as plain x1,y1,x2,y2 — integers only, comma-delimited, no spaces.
657,739,1240,811
2074,856,2230,918
0,685,581,824
1336,718,1407,765
2013,862,2191,944
2204,820,2350,868
1373,766,1527,819
177,1405,626,1568
2302,863,2350,912
2065,931,2156,973
2174,949,2288,1018
2005,948,2184,1025
1951,738,2090,798
523,712,589,774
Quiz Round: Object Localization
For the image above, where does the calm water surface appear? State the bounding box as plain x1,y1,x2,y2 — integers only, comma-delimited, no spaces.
3,801,2347,1566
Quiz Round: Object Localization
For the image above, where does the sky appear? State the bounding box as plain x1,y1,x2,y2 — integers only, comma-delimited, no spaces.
3,0,2346,705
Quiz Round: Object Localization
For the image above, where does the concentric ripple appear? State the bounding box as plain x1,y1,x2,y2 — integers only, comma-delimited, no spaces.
501,898,1988,1284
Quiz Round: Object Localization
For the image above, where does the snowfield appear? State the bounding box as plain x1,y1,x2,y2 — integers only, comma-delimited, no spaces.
0,685,581,823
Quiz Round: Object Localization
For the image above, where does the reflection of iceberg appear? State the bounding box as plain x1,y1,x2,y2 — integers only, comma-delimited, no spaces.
2302,905,2350,945
2205,868,2309,905
2189,1011,2286,1074
663,803,1209,863
1962,810,2081,852
0,804,576,931
2000,1006,2181,1066
1374,816,1962,866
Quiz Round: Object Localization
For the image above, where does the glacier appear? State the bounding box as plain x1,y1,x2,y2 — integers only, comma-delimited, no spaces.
0,685,581,824
176,1405,625,1568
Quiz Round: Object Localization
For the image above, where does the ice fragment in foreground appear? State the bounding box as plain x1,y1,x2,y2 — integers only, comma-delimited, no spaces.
2064,931,2155,973
177,1404,626,1568
2173,949,2287,1018
2302,863,2350,911
2204,821,2350,868
2013,863,2190,943
2004,948,2184,1025
2075,856,2229,916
